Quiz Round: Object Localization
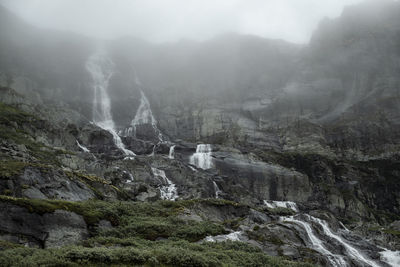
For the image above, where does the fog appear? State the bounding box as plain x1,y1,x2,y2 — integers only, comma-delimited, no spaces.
1,0,364,43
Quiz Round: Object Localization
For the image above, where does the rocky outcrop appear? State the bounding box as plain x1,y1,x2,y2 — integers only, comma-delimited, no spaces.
0,202,88,248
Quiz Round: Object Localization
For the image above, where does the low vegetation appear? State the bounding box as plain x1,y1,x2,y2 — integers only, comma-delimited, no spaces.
0,241,314,267
0,196,315,267
0,102,72,165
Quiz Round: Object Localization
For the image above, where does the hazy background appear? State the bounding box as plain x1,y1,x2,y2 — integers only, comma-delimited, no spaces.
0,0,364,43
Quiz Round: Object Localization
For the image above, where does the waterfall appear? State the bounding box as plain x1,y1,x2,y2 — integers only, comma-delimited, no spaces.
168,145,175,159
380,250,400,267
86,48,135,156
309,216,381,267
151,167,178,201
127,75,163,141
131,90,158,136
283,216,347,267
190,144,213,170
76,140,90,153
204,231,243,242
283,214,383,267
213,181,222,198
263,200,298,212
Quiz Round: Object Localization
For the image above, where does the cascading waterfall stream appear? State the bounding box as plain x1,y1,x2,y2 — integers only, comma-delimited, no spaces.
120,74,164,156
190,144,213,169
309,215,381,267
168,145,175,159
151,167,178,201
131,90,157,136
86,48,135,156
282,214,384,267
213,181,222,198
283,216,348,267
76,140,90,153
125,74,163,141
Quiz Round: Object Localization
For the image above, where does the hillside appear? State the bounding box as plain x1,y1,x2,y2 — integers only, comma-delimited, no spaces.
0,1,399,266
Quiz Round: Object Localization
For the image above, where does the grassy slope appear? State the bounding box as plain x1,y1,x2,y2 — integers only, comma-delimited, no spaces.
0,196,315,267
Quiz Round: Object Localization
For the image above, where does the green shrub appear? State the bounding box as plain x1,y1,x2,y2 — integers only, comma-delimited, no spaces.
0,242,315,267
0,197,315,266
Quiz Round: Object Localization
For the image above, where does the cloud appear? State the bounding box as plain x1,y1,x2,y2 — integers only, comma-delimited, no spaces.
1,0,363,43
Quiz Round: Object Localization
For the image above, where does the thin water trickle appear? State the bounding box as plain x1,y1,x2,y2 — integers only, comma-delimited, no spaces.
76,140,90,153
213,181,222,198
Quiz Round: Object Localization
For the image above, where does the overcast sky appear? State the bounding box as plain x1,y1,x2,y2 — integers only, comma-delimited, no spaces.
1,0,365,43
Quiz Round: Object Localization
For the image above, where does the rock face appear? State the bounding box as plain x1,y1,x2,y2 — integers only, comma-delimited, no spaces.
213,151,312,203
43,210,89,248
17,167,95,201
0,202,88,248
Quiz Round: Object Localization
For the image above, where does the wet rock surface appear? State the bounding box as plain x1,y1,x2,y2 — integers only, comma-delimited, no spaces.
0,202,88,248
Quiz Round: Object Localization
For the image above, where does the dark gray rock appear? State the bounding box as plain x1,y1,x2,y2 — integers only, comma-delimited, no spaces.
0,203,88,248
43,210,88,248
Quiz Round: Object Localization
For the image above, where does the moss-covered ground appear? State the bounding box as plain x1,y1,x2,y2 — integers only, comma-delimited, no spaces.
0,196,315,267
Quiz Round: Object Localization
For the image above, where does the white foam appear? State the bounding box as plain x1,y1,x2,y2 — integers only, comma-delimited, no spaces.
152,167,178,201
380,250,400,267
283,216,347,267
264,200,298,212
204,231,243,242
169,145,176,159
190,144,213,170
309,216,380,267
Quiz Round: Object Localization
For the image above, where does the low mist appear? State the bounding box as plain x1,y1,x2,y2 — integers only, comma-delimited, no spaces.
1,0,363,43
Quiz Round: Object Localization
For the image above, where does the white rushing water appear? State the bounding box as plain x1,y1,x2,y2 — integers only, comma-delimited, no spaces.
123,171,134,183
283,216,347,267
204,231,243,242
168,145,176,159
309,215,380,267
130,90,158,136
264,200,298,212
189,144,213,170
380,250,400,267
122,83,164,157
86,48,135,156
151,167,178,201
283,214,383,267
76,140,90,153
125,74,162,141
213,181,222,198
